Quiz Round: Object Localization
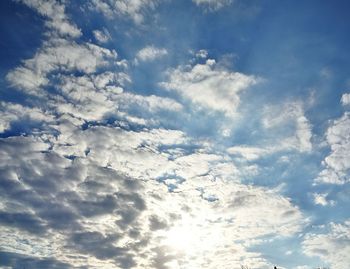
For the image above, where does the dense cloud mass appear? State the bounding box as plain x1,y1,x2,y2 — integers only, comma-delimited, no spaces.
1,0,349,269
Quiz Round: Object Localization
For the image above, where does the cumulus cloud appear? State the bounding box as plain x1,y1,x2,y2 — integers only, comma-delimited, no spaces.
302,220,350,269
19,0,81,37
341,92,350,106
161,59,259,117
136,46,168,62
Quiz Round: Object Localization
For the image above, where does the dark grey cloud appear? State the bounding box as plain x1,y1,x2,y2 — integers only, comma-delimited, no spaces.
69,231,136,268
71,193,118,217
0,211,46,235
0,132,154,268
0,250,75,269
37,203,80,231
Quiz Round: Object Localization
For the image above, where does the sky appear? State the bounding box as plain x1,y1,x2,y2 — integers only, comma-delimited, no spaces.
0,0,349,268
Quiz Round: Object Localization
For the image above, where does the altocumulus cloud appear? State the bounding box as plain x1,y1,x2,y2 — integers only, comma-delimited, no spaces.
1,1,349,269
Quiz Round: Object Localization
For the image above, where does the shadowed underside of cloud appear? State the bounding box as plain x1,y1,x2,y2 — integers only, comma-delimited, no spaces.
0,131,305,268
0,251,77,269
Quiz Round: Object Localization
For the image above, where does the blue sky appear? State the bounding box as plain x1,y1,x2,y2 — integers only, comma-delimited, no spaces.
0,0,349,268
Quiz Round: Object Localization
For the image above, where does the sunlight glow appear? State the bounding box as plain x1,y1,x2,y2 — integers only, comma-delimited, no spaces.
162,217,224,258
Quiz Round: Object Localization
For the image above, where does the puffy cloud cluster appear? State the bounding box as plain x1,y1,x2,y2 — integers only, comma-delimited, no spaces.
0,129,305,269
6,38,118,94
0,102,54,133
5,15,179,126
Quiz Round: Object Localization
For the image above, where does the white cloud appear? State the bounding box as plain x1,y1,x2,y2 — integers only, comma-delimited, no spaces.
161,59,259,117
53,72,182,122
312,193,335,206
315,112,350,184
0,102,54,133
19,0,81,37
93,28,111,43
302,220,350,269
6,38,117,94
149,179,304,269
117,92,183,112
90,0,159,24
6,39,181,124
195,49,209,59
136,46,168,62
5,67,48,93
193,0,233,11
341,93,350,106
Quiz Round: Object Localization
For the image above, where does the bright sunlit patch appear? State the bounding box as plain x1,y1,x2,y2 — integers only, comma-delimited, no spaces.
165,225,199,253
162,217,224,258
